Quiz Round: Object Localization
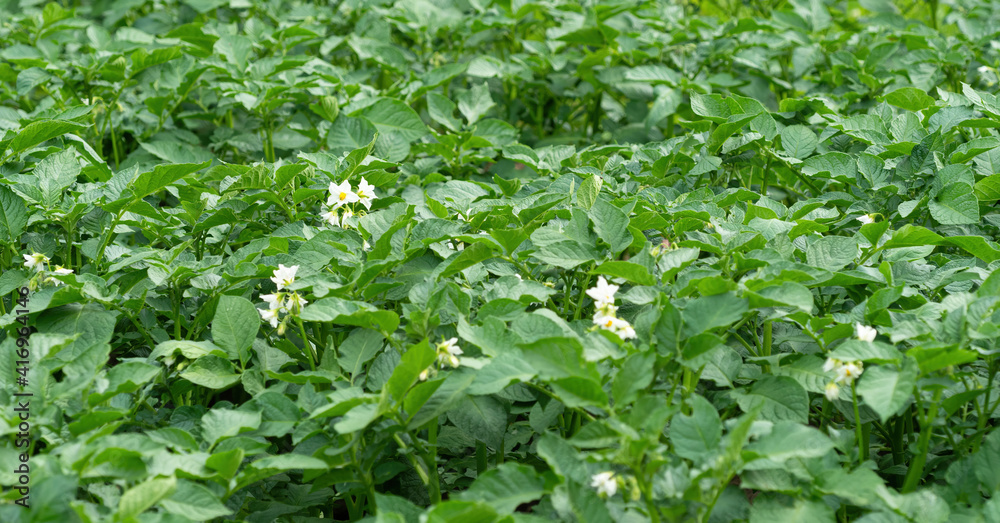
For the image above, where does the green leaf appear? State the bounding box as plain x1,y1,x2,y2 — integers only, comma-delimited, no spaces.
339,329,385,384
159,479,234,520
690,93,731,122
532,241,599,269
118,476,177,520
327,115,378,154
882,225,943,249
384,339,436,403
805,235,858,271
732,376,809,423
457,82,496,124
206,448,245,480
884,87,935,112
424,501,499,523
213,34,252,70
408,370,476,429
590,261,655,286
829,340,902,364
577,174,602,210
749,496,835,522
212,295,259,364
612,352,655,406
943,236,1000,263
0,185,28,242
35,149,79,208
132,162,212,202
682,293,748,336
427,92,462,132
448,395,508,449
201,408,261,449
550,376,609,408
355,98,429,162
857,358,918,423
180,355,241,389
929,183,980,225
780,125,818,159
441,242,497,278
468,350,536,395
745,422,835,464
745,282,814,312
455,463,547,513
88,361,160,406
670,394,722,462
6,120,87,156
974,174,1000,202
589,200,632,256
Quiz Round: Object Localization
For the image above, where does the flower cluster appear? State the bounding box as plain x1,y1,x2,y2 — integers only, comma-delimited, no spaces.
823,323,874,400
587,277,636,340
419,337,464,381
321,177,376,228
258,264,307,335
23,252,74,289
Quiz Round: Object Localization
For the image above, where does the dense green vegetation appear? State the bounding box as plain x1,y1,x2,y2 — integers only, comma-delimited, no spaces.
2,0,1000,521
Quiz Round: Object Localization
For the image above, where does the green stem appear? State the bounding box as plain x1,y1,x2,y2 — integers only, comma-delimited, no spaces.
762,320,772,356
973,359,997,453
109,115,121,169
295,317,317,371
393,433,430,485
636,469,662,523
852,382,865,465
902,389,943,492
590,91,602,137
94,211,124,271
476,440,488,476
573,272,593,322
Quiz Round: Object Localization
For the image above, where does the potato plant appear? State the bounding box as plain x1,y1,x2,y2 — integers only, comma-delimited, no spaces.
1,0,1000,521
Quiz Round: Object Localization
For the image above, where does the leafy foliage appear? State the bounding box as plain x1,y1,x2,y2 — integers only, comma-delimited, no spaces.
2,0,1000,521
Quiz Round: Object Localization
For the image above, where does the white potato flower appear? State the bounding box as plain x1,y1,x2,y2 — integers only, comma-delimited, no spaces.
591,471,617,497
436,337,463,368
271,264,298,290
261,293,285,311
259,307,280,328
823,358,841,373
356,177,376,210
321,208,339,227
23,253,49,272
340,207,355,229
855,323,877,342
285,292,308,312
328,180,359,209
586,276,619,310
825,381,840,401
51,266,73,276
979,65,991,74
593,312,619,330
836,361,864,383
615,322,637,340
856,213,875,225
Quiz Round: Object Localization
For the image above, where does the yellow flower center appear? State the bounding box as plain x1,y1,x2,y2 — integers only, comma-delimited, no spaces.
605,320,613,327
339,192,347,200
